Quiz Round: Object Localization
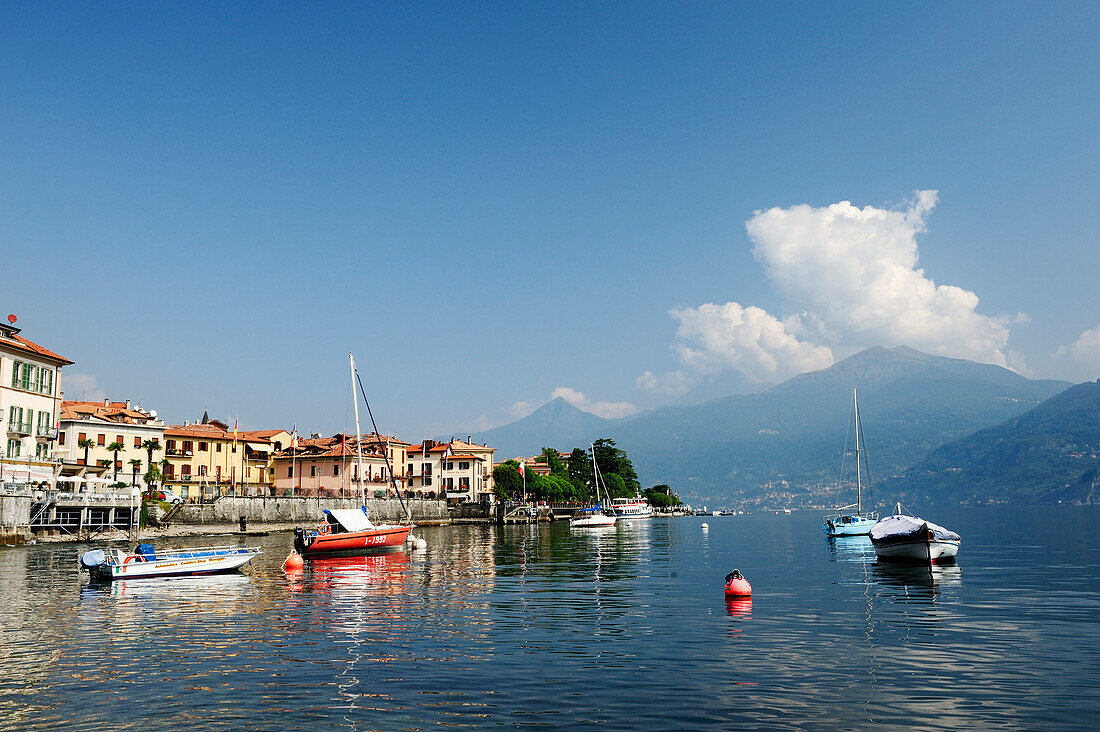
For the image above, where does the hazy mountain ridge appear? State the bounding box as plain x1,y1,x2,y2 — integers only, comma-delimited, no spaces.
891,380,1100,504
466,346,1073,505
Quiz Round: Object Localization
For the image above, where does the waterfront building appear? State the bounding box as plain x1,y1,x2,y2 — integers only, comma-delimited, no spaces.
58,400,166,487
270,432,409,498
0,318,72,486
162,413,276,499
406,438,496,505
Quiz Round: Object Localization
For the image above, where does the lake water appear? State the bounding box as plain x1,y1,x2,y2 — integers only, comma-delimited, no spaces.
1,505,1098,730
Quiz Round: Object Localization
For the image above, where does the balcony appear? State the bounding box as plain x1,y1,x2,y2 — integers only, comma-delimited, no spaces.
35,425,55,441
6,420,32,437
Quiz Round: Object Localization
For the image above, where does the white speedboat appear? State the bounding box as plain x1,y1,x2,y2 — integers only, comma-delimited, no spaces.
869,503,960,563
610,497,653,519
79,544,260,582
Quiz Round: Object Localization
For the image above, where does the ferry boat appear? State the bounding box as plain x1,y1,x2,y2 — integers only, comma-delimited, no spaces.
610,496,654,519
79,544,260,582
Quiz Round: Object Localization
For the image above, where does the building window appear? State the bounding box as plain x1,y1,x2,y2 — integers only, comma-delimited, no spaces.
79,432,87,443
199,442,208,452
424,476,432,486
310,465,316,477
166,439,176,450
97,434,105,446
216,443,222,452
423,463,432,476
134,436,141,447
182,465,191,476
6,439,20,458
115,435,123,445
288,466,293,478
183,441,193,453
10,361,21,388
460,461,470,470
59,431,66,445
407,463,413,475
333,465,339,476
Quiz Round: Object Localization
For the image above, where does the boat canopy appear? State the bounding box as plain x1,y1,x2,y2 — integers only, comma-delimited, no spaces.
324,507,375,532
870,514,960,543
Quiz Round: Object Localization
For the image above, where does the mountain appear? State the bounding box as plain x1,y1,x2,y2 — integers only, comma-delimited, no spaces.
469,346,1071,505
466,397,613,459
890,379,1100,504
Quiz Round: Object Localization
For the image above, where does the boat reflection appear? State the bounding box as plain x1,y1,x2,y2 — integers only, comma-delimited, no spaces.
826,535,875,563
296,551,411,595
81,572,254,601
871,561,963,592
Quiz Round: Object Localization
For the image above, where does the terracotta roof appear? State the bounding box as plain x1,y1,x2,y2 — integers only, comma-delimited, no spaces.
272,433,399,460
60,400,158,424
446,454,484,461
164,423,270,444
2,333,74,365
238,429,288,439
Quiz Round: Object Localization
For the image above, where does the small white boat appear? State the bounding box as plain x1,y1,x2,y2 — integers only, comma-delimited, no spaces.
80,544,260,582
570,445,618,528
823,388,878,537
609,496,653,519
869,503,960,564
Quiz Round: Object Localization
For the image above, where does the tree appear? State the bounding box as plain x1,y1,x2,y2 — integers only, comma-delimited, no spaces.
106,442,126,482
159,458,171,488
538,447,568,478
78,437,94,466
603,472,628,498
492,460,523,500
593,438,641,494
644,484,682,508
567,448,592,495
128,458,143,486
142,439,162,472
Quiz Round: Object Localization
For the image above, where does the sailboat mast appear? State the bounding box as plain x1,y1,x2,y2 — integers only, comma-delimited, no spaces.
853,387,862,514
350,353,366,503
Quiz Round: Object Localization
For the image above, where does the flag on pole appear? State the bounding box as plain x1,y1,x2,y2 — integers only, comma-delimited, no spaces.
517,461,525,477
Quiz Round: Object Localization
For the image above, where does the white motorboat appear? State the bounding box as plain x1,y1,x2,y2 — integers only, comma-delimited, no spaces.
869,503,960,564
610,496,653,519
79,543,260,582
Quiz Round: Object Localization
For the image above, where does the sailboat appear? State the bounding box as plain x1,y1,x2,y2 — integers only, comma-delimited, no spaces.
292,354,413,557
570,444,617,528
822,387,879,537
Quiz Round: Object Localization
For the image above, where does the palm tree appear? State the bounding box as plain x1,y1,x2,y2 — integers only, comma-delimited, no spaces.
129,458,143,487
106,441,125,482
159,458,171,489
141,439,162,472
78,437,94,466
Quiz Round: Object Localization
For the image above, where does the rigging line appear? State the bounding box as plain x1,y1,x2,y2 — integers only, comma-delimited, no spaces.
354,367,410,521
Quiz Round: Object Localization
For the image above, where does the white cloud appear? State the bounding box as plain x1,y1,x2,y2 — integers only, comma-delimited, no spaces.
60,372,106,402
509,401,535,419
650,191,1025,388
550,386,638,419
746,191,1018,368
670,302,835,383
636,369,695,397
1054,325,1100,382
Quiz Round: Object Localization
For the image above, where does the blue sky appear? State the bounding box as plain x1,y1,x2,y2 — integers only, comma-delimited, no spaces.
3,2,1098,438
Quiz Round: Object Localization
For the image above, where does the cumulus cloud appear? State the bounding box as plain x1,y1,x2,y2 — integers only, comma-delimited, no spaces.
670,303,835,383
1054,325,1100,381
651,191,1026,388
550,386,638,419
508,401,535,419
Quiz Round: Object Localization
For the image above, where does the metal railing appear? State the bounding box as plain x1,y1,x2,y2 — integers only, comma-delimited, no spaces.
6,420,33,435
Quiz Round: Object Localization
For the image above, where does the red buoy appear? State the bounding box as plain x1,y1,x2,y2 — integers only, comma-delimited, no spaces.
283,550,304,571
724,570,752,597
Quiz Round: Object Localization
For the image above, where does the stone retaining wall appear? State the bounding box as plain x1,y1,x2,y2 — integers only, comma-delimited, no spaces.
172,497,449,526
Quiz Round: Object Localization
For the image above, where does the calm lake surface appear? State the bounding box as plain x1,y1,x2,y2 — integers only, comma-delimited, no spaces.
1,505,1098,730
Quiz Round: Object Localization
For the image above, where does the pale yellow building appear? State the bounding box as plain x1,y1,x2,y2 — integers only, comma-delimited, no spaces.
162,414,277,499
406,438,496,504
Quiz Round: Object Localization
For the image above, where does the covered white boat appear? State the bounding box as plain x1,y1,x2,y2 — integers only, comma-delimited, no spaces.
869,504,960,564
79,544,260,582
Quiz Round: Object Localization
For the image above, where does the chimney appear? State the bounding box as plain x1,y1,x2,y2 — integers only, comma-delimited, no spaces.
104,398,110,406
125,399,131,409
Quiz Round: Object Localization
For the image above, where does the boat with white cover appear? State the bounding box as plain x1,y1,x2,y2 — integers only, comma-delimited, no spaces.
869,503,960,563
79,543,260,582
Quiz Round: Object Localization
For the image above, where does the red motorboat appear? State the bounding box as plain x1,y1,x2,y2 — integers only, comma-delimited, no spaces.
294,507,412,557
